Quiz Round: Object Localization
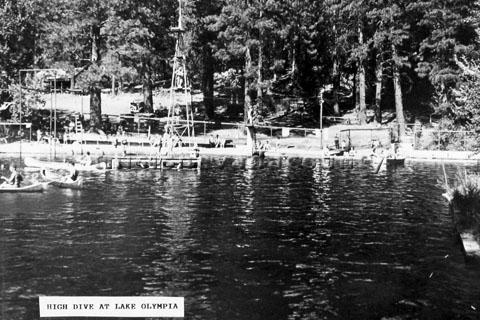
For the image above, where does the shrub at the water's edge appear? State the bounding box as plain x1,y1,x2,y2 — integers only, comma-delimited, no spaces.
449,171,480,235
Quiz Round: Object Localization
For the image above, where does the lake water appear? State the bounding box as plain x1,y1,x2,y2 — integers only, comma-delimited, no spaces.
1,156,479,320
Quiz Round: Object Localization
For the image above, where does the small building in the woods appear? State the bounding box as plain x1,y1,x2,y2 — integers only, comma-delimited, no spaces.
37,68,85,93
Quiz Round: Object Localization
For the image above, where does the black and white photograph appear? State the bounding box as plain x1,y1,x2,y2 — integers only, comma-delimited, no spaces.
1,0,480,319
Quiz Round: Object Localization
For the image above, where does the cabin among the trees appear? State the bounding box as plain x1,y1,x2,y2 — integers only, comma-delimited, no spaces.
36,68,85,93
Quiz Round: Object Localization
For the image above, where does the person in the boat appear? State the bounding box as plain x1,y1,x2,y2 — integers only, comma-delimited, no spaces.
80,152,92,166
66,162,79,182
1,164,23,187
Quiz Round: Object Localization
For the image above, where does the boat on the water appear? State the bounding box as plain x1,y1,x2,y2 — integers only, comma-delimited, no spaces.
46,177,83,189
0,182,47,193
24,157,107,171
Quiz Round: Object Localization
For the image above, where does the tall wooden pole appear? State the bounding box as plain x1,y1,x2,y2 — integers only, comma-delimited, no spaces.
54,72,57,139
320,89,323,149
18,71,22,159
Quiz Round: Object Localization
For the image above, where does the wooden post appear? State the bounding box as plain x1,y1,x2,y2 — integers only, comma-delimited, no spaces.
320,90,323,149
54,73,57,139
246,125,257,156
413,124,417,149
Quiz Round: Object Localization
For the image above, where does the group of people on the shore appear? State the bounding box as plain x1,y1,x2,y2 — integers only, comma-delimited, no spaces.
318,133,401,160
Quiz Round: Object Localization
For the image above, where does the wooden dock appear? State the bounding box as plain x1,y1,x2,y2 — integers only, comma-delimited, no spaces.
114,155,201,171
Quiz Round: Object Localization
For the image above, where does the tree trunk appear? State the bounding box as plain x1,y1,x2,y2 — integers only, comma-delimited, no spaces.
290,47,296,74
244,46,253,125
91,26,100,62
142,65,153,113
354,69,358,111
374,56,383,124
392,43,406,141
357,27,367,124
332,56,340,115
202,45,215,119
111,75,116,96
89,25,102,129
90,87,102,130
257,42,263,110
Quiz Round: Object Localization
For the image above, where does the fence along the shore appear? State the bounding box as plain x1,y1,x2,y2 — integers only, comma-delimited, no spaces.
101,114,325,139
12,111,476,151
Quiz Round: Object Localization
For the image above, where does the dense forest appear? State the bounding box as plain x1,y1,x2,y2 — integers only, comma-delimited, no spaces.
1,0,480,137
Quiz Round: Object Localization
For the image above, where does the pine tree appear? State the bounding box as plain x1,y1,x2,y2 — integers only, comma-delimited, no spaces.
411,0,478,101
109,0,177,112
326,0,370,123
368,1,412,139
39,0,116,129
0,0,36,82
184,0,223,119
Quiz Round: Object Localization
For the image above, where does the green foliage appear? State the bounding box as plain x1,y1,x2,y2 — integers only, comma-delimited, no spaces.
214,68,241,91
0,0,36,79
451,171,480,232
411,0,479,93
7,76,45,122
1,0,479,125
107,0,176,79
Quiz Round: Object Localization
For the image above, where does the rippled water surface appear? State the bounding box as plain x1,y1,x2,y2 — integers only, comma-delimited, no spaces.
1,156,480,320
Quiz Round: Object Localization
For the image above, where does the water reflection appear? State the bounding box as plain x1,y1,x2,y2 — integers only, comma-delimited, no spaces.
1,157,480,319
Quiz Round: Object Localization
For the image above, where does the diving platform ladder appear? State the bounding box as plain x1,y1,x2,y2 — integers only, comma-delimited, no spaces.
74,116,83,134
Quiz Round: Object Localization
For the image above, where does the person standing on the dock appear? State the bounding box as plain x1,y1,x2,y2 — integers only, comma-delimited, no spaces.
160,127,171,156
334,134,340,149
36,129,42,142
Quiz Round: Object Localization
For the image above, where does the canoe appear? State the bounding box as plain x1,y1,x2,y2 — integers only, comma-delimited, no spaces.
0,182,46,193
24,157,107,171
47,178,83,189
